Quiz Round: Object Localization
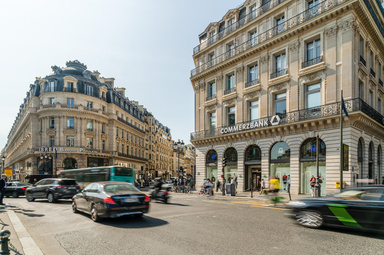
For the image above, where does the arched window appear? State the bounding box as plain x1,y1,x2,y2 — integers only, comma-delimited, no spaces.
378,145,382,184
270,142,290,193
300,137,326,160
206,150,218,165
270,142,290,161
358,138,364,179
62,158,78,169
206,150,218,181
369,142,374,179
245,145,261,161
224,147,238,163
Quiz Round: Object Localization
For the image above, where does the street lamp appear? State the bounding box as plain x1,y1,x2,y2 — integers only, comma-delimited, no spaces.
40,153,52,175
173,139,184,179
1,156,5,173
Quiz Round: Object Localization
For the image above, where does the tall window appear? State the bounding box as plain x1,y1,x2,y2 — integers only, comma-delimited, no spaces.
209,31,216,44
49,98,55,104
102,123,106,133
102,106,106,112
67,117,74,129
116,127,119,137
227,106,236,125
49,81,55,92
87,85,93,96
87,120,93,131
249,31,257,47
227,43,235,57
379,63,382,80
359,80,364,99
87,138,93,149
249,100,259,121
249,64,258,82
208,53,215,63
87,101,93,108
275,53,286,72
250,5,257,19
359,36,364,58
67,82,74,92
369,90,373,107
102,140,106,151
49,136,55,147
208,82,216,98
275,92,287,115
67,98,74,105
49,117,55,129
308,0,319,15
227,74,235,89
276,16,285,34
378,98,382,114
370,51,374,70
307,39,321,60
209,112,216,130
66,136,75,147
306,83,321,108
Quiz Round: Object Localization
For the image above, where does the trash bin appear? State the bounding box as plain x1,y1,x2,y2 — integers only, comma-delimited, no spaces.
230,183,236,196
336,181,345,189
226,183,232,196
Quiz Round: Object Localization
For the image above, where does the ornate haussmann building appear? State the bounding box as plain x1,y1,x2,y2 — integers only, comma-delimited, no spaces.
191,0,384,195
3,60,190,180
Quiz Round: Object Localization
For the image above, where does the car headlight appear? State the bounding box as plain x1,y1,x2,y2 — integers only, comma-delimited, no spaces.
287,201,306,207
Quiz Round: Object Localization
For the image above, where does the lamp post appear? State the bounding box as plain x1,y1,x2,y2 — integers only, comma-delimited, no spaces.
173,139,184,179
40,153,52,175
1,156,5,174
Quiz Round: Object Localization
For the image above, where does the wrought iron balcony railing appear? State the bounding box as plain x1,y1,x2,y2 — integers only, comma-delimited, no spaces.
360,55,366,66
193,0,287,55
302,56,323,69
245,79,259,88
370,68,376,77
270,69,287,79
206,94,216,101
191,0,346,77
117,117,145,134
224,87,236,95
190,98,384,141
118,152,148,161
379,79,383,87
63,88,77,93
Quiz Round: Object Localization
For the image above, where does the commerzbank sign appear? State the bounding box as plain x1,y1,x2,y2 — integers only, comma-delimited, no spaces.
220,115,281,134
38,147,99,154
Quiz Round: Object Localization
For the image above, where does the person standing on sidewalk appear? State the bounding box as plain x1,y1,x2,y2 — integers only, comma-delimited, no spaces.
260,178,265,195
310,175,316,197
0,174,7,205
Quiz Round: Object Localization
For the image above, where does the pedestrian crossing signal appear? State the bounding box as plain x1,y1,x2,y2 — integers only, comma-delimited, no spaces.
222,158,226,167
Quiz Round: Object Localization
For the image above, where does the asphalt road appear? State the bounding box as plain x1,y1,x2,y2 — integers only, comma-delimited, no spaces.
4,194,384,255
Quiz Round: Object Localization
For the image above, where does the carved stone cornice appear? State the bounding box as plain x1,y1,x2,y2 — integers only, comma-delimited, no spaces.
101,133,107,140
216,74,223,82
205,105,217,112
289,41,300,53
299,71,326,84
63,129,77,136
244,91,261,100
236,66,244,74
84,130,95,137
339,19,356,32
260,54,269,64
325,25,338,37
223,98,236,107
269,82,288,93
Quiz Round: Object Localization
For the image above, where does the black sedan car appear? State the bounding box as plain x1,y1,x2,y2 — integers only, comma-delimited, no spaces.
287,186,384,231
4,182,31,198
72,182,150,222
25,178,81,203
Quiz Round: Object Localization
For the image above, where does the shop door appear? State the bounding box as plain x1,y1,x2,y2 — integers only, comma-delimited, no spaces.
252,171,261,191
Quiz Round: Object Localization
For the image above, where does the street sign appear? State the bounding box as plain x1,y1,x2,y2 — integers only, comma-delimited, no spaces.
4,168,13,177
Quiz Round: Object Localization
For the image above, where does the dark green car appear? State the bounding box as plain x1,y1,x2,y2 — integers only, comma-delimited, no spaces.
286,186,384,231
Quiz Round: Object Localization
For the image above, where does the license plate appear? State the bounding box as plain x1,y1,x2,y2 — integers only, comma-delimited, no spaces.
68,187,76,189
124,198,138,203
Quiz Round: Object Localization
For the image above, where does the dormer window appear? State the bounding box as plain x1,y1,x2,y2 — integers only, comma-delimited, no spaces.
49,81,55,92
87,85,93,96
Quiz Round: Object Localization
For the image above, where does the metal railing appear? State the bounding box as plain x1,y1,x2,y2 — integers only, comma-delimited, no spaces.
63,88,77,93
61,104,78,109
370,68,376,77
245,79,259,88
270,69,287,79
379,79,383,87
224,87,236,95
190,98,383,141
117,117,145,134
84,107,98,113
206,94,216,101
118,152,148,161
191,0,347,77
193,0,287,54
302,56,323,69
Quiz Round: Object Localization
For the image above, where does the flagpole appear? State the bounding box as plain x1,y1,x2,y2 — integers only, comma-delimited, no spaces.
340,90,344,192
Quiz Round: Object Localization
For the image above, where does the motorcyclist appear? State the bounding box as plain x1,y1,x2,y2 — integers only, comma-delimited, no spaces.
152,177,163,198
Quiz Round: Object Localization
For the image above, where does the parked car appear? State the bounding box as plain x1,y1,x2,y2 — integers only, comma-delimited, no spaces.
4,182,31,198
72,182,150,222
24,174,53,184
25,178,81,203
286,186,384,232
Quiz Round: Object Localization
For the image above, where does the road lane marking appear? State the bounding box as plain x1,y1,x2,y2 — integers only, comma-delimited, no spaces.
203,200,290,210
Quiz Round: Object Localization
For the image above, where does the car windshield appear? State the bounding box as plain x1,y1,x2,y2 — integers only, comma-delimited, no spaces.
331,189,383,201
104,184,138,193
17,182,30,186
114,167,133,176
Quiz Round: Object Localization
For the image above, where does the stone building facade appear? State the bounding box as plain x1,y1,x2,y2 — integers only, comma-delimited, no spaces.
190,0,384,194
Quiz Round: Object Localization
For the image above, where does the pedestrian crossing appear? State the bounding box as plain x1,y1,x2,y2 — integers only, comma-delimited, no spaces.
203,199,290,210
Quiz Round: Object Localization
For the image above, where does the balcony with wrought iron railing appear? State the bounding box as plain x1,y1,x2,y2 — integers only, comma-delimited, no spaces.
370,68,376,77
190,98,383,141
118,152,148,161
191,0,347,78
379,79,383,87
206,94,216,101
193,0,287,55
224,87,236,95
245,79,259,88
63,88,77,93
270,69,287,79
117,117,145,134
302,56,323,69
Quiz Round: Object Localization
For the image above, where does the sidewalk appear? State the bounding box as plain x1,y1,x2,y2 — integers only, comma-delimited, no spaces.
0,203,43,255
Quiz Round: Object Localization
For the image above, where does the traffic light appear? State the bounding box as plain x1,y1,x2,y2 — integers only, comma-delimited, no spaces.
179,166,183,172
222,158,226,167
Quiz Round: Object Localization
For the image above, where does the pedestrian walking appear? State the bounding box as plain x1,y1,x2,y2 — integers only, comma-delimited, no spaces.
268,176,281,205
0,174,7,205
216,180,221,192
310,175,316,197
260,178,265,195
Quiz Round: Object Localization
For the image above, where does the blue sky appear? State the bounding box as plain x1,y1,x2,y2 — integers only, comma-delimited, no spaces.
0,0,238,149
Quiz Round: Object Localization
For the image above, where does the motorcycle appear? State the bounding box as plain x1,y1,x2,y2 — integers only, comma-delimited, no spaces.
149,184,171,204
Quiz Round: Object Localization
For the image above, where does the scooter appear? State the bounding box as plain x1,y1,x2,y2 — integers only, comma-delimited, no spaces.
149,185,171,203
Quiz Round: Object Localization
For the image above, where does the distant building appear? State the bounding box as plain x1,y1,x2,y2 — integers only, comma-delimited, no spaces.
190,0,384,194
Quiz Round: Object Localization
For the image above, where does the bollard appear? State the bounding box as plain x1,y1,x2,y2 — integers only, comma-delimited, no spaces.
0,230,11,255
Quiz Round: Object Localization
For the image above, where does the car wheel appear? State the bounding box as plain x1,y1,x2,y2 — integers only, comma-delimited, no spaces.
164,198,168,204
26,194,35,202
47,193,56,203
91,205,101,222
12,191,18,198
296,210,323,228
72,200,78,213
